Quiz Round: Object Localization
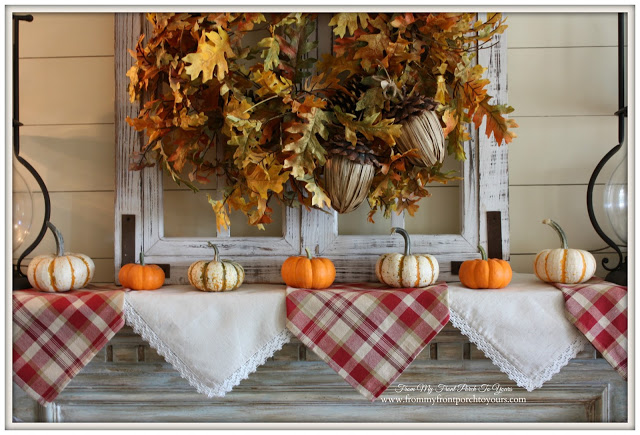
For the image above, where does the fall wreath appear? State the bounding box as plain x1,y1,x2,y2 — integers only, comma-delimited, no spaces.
126,12,517,231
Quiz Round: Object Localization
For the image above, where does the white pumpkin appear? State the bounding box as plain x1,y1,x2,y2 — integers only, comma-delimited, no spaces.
376,227,439,288
534,219,597,284
27,222,95,292
187,243,244,292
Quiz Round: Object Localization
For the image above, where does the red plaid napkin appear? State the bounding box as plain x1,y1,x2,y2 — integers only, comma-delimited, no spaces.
554,278,627,379
286,282,449,401
13,286,125,405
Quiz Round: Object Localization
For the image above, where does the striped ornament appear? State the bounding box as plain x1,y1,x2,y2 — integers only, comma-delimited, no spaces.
376,227,439,288
27,222,95,292
534,219,596,284
187,243,244,292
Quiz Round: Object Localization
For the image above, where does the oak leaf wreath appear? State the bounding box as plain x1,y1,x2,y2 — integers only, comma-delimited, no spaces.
126,12,517,230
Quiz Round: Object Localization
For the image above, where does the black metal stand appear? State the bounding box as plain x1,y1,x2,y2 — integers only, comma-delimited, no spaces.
586,13,627,286
12,14,53,290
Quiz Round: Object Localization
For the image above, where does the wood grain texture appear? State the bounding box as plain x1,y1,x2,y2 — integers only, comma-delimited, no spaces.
477,13,510,261
12,325,626,423
114,13,144,282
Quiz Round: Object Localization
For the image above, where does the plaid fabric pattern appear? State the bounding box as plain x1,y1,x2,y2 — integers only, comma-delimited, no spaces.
13,287,125,405
554,278,627,379
286,282,449,401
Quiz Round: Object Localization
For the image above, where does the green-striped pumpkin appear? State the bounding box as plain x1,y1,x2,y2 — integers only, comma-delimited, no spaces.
376,227,439,288
534,219,596,284
187,243,244,292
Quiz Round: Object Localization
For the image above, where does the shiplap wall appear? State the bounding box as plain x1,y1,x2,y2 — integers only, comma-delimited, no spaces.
14,13,115,282
506,12,624,277
12,12,624,282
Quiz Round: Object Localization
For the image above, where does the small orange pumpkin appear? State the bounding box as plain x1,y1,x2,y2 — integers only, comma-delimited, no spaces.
281,247,336,289
459,245,512,289
118,253,165,290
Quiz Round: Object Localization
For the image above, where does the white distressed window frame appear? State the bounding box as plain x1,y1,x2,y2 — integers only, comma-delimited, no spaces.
114,12,509,283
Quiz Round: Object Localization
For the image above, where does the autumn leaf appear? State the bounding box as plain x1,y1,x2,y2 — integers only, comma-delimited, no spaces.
355,32,391,70
183,27,234,82
355,86,386,117
441,108,458,138
300,174,331,209
245,159,291,200
207,194,230,232
283,107,329,178
252,69,293,97
235,13,266,32
390,13,416,29
329,13,370,38
435,75,448,104
258,36,280,71
472,96,519,145
334,107,402,147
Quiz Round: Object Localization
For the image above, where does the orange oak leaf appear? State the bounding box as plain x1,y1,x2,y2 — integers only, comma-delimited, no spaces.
471,96,519,146
442,108,458,137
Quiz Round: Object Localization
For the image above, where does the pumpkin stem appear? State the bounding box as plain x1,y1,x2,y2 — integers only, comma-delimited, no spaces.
543,218,569,250
305,247,313,260
207,242,219,262
139,252,145,265
46,222,65,257
478,244,488,261
391,227,411,256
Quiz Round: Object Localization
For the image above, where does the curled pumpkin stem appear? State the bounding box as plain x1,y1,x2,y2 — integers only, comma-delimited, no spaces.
304,247,313,260
478,244,488,260
543,218,569,250
391,227,411,256
207,242,220,262
47,222,65,257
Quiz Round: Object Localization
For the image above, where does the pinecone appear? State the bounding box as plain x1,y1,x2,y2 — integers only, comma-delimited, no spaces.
328,78,368,115
324,134,380,167
384,94,439,124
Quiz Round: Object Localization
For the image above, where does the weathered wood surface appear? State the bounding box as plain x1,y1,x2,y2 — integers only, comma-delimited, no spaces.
114,13,144,283
477,12,511,260
12,325,626,424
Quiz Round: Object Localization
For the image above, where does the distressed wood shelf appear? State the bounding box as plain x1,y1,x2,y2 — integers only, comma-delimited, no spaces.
13,324,627,424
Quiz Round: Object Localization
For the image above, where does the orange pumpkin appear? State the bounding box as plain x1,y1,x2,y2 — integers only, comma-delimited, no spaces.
459,245,512,289
281,248,336,289
118,253,165,290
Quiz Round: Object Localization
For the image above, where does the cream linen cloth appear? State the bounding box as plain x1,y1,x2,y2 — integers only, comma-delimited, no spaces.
448,273,587,391
123,284,292,397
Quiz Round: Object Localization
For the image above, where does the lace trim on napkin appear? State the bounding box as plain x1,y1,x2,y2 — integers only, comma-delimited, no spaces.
449,308,587,392
123,298,293,398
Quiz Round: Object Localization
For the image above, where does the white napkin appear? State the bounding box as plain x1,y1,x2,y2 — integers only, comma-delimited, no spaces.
448,273,587,391
123,284,292,397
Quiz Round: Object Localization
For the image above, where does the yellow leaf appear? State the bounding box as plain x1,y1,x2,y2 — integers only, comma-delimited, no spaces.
435,75,448,104
329,13,370,38
251,70,293,97
207,195,230,232
183,27,234,82
334,108,402,147
245,158,291,200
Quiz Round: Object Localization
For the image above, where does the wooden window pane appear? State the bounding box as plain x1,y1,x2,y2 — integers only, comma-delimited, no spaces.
404,186,461,235
338,204,392,236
